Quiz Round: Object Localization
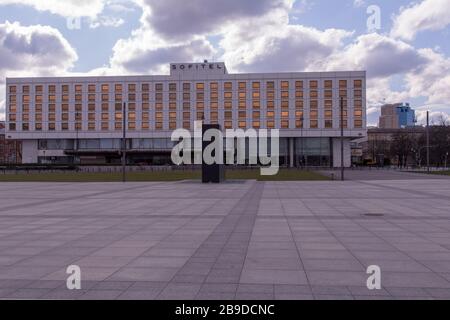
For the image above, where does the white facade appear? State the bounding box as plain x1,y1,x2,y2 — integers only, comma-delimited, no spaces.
5,62,366,167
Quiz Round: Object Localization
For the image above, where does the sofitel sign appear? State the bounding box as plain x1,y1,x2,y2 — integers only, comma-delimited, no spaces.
170,62,227,75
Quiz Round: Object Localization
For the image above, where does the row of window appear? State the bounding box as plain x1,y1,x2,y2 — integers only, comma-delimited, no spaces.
8,79,363,94
9,118,363,132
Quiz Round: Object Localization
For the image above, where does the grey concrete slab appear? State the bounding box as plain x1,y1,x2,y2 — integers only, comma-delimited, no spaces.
0,178,449,299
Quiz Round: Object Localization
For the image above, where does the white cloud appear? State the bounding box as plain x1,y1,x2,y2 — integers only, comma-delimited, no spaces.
0,21,78,120
353,0,365,8
0,0,106,18
391,0,450,41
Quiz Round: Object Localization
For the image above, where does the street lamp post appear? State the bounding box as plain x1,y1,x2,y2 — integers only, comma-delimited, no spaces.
340,96,344,181
122,102,127,182
426,111,430,173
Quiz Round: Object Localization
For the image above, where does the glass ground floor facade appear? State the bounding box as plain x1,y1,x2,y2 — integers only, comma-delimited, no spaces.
35,137,335,167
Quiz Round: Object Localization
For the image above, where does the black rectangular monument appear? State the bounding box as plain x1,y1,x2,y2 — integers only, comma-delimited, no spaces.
202,124,225,183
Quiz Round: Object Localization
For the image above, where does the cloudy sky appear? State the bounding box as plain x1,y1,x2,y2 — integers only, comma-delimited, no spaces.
1,0,450,126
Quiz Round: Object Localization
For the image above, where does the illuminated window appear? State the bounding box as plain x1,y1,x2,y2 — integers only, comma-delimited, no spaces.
101,122,109,131
35,85,43,93
224,82,232,90
62,85,69,93
339,80,347,88
355,120,363,128
239,121,246,128
75,85,82,92
142,83,150,92
281,120,289,128
309,80,318,89
295,81,303,89
88,84,96,92
196,83,204,90
48,85,56,93
128,84,136,92
155,83,163,91
9,86,16,93
281,81,289,89
354,80,362,88
101,84,109,92
183,83,191,91
267,121,275,129
310,120,318,128
324,80,333,88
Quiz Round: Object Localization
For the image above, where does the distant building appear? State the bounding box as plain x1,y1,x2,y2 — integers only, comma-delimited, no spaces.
0,122,22,164
379,103,416,129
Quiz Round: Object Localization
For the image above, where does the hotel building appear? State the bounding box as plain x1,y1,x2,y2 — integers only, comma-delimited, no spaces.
5,62,366,167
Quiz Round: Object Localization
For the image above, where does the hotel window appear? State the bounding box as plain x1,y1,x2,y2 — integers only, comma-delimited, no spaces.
196,101,204,110
88,103,95,112
224,82,232,90
252,82,260,90
36,85,43,93
224,111,232,120
309,80,318,89
324,80,333,88
281,91,289,99
49,95,56,103
339,89,347,98
239,121,246,129
183,102,190,111
62,123,69,131
128,84,136,92
115,84,122,92
310,90,318,99
196,83,204,90
325,120,333,129
88,84,96,93
196,92,204,100
36,95,43,103
142,122,150,130
224,101,232,110
115,122,122,130
169,83,177,91
49,123,56,131
88,94,96,102
238,82,246,90
155,92,163,101
75,122,82,130
75,85,82,93
101,94,109,102
141,83,149,92
35,123,42,131
10,95,17,104
267,91,275,100
101,122,109,131
252,100,260,109
267,111,275,118
35,113,42,121
281,120,289,129
211,91,219,101
128,122,136,130
142,112,149,122
155,102,163,110
101,113,109,121
354,89,362,98
238,92,246,100
88,123,96,131
75,104,82,112
267,81,275,90
224,92,232,99
267,121,275,129
101,103,109,112
9,104,17,113
156,122,163,130
49,85,56,93
142,93,149,101
75,93,82,102
88,113,96,121
169,92,177,101
155,83,163,91
9,114,16,121
101,84,109,93
62,113,69,121
155,111,163,121
238,111,246,119
354,80,362,88
49,104,56,112
9,123,16,131
169,112,177,120
310,120,318,129
295,90,303,98
210,102,218,110
210,112,218,122
22,85,30,93
23,95,30,103
267,100,274,110
62,85,69,93
9,86,16,93
183,122,190,130
324,90,333,99
75,112,82,121
355,120,363,128
62,94,69,102
339,80,347,88
197,112,204,120
281,81,289,89
183,83,191,91
252,121,260,129
62,104,69,112
281,111,289,118
115,112,123,121
36,104,43,112
224,121,232,129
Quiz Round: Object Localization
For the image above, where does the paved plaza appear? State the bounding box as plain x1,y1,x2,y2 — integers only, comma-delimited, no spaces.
1,175,450,300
